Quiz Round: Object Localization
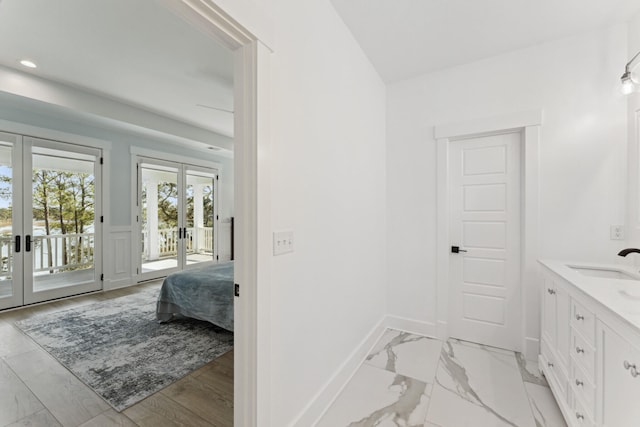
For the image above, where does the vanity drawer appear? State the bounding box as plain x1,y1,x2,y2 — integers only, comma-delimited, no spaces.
571,329,595,380
571,299,595,345
572,395,595,427
571,362,595,417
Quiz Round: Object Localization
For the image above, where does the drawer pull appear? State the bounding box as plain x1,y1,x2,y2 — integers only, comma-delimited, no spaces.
575,313,584,321
576,346,585,354
624,360,636,370
547,288,556,295
576,412,584,421
547,361,554,368
575,379,584,387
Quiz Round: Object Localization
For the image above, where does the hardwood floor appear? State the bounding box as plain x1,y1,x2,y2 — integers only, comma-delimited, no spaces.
0,282,234,427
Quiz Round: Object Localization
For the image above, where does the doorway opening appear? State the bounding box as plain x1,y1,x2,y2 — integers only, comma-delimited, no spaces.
0,0,267,424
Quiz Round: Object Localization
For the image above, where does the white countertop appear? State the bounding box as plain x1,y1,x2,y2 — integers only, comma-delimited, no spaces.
539,259,640,333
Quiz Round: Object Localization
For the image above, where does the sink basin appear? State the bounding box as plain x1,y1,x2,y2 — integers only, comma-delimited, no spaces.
569,266,640,281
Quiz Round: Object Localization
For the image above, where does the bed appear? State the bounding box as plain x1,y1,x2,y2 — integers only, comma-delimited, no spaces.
156,261,234,331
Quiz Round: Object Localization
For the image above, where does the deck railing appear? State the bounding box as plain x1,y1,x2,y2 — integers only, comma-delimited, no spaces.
0,233,94,278
0,226,215,277
142,227,213,261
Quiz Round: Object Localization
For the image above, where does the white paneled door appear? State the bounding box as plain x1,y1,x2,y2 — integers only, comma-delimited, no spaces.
449,132,521,351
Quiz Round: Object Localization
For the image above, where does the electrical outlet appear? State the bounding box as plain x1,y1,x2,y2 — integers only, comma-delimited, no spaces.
273,230,294,255
610,225,625,240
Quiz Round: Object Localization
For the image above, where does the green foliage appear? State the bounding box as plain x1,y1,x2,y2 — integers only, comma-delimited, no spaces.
32,169,95,233
31,169,95,272
185,185,214,227
0,166,96,273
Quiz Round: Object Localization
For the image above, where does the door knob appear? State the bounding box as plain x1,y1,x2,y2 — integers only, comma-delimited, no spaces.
451,246,467,254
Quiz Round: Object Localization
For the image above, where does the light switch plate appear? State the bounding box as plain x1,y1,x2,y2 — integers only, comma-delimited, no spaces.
273,230,294,255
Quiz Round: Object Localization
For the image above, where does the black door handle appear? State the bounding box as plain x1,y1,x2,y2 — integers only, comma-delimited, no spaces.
178,227,182,239
451,246,467,253
25,235,31,252
15,235,20,253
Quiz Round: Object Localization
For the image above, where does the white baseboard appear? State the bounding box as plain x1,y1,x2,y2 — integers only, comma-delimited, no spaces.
524,336,540,361
290,317,387,427
384,315,438,339
436,320,448,340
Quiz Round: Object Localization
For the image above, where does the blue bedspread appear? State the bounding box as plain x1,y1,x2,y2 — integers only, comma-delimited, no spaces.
156,261,234,331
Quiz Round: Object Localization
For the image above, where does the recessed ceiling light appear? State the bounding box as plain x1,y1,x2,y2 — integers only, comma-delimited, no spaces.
20,59,37,69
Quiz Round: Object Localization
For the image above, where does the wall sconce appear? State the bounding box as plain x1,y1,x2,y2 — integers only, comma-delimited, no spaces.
621,50,640,95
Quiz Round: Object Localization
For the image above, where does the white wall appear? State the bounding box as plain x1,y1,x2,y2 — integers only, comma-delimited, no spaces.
268,0,386,424
386,24,629,350
627,10,640,248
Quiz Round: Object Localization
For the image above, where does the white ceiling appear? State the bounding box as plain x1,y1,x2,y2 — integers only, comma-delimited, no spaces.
330,0,640,83
0,0,234,137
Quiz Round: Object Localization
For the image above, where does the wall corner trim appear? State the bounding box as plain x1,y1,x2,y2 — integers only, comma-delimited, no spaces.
434,109,543,140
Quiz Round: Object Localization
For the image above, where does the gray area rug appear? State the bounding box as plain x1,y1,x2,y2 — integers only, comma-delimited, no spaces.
15,285,233,411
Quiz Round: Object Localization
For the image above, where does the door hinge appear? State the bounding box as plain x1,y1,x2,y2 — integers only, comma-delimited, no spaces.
100,274,104,281
216,255,219,260
136,215,139,222
216,215,219,220
100,216,104,223
216,175,219,180
234,283,240,297
137,268,139,274
100,157,103,165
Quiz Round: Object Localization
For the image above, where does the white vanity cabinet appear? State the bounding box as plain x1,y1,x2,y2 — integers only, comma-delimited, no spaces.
540,270,571,400
599,320,640,427
539,262,640,427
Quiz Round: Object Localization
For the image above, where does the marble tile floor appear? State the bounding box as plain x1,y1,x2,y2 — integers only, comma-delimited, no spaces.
0,281,233,427
317,329,567,427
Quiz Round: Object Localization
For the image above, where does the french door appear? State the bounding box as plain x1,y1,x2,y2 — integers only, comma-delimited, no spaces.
0,133,102,310
137,157,218,281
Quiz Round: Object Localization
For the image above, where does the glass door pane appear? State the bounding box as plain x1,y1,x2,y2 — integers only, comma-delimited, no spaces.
24,138,102,305
140,163,180,274
31,147,97,291
185,169,216,267
0,134,22,310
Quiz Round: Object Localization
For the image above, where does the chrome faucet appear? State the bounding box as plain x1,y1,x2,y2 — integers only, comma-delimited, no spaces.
618,248,640,257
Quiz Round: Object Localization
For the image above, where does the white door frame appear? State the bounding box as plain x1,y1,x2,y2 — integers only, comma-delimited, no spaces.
158,1,272,425
435,110,541,359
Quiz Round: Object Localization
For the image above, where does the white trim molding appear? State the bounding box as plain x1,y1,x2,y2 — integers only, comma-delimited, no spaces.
385,315,438,339
161,2,271,425
434,110,543,140
130,146,224,170
435,110,542,356
104,226,133,291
